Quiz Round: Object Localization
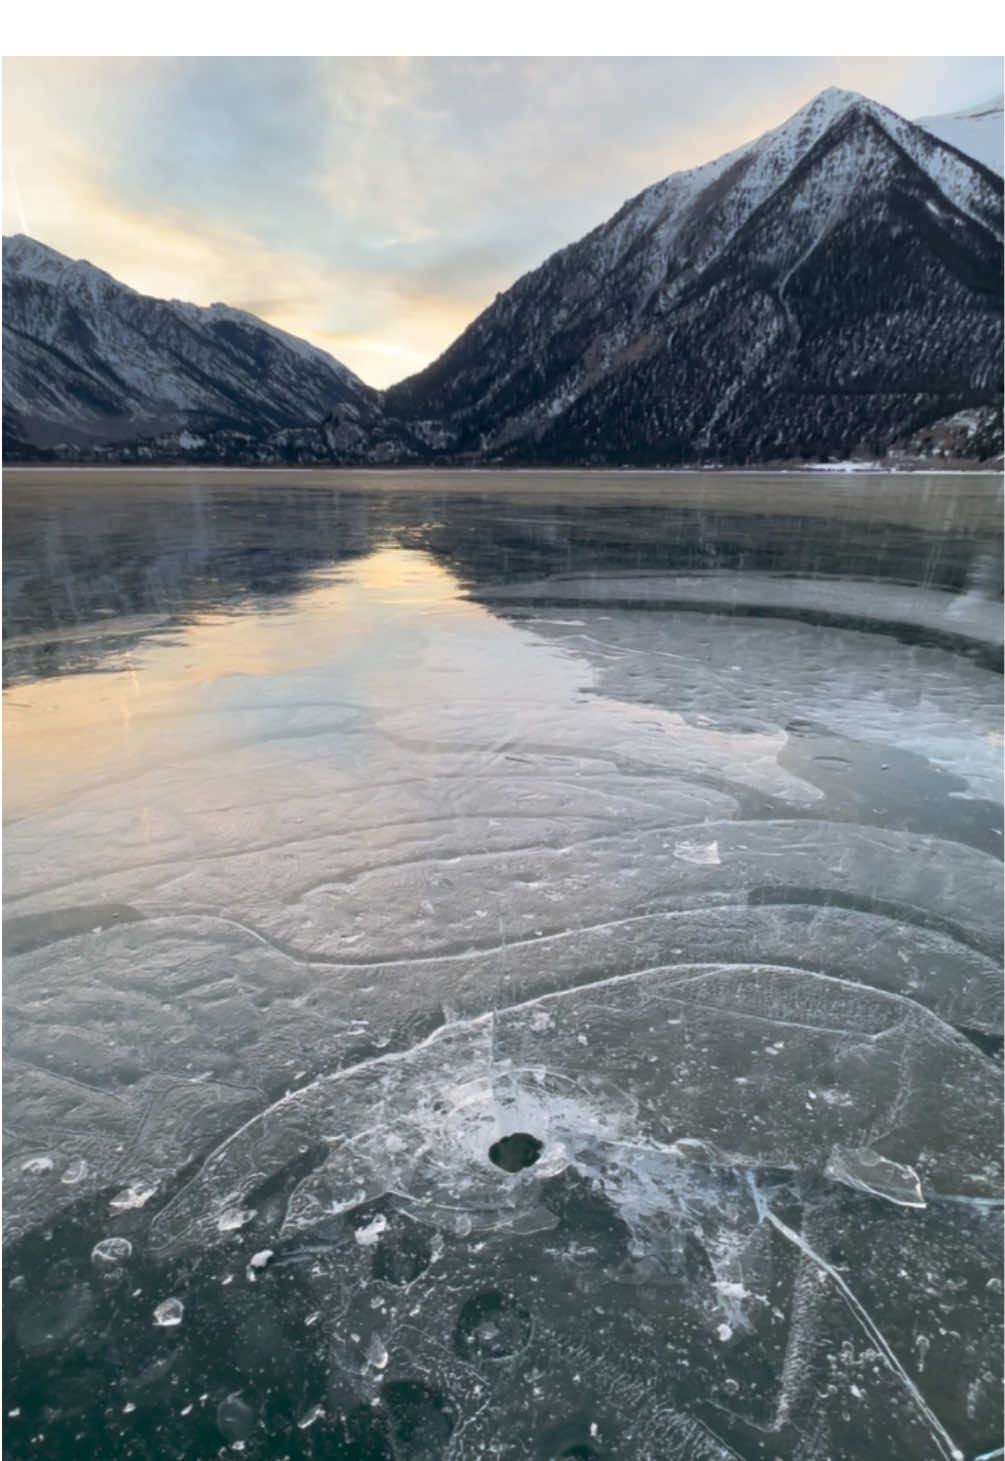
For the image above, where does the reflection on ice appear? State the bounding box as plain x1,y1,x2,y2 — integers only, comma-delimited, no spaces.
3,474,1002,1459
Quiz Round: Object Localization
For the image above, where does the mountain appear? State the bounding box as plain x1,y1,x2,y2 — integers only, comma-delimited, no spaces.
2,234,383,460
385,88,1004,466
915,95,1005,178
4,88,1003,468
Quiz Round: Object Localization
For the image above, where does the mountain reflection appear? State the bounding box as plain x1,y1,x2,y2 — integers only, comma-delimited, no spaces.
4,470,1001,687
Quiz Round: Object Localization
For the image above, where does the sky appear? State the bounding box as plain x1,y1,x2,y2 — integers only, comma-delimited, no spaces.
3,55,1003,388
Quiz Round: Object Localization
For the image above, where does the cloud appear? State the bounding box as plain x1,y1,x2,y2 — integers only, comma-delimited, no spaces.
2,138,481,387
4,56,1002,388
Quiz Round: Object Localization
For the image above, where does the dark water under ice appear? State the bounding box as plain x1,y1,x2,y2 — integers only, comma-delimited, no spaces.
2,469,1003,1461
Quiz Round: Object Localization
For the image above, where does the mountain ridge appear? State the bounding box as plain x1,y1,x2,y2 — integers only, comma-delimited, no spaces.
3,234,379,457
4,87,1003,466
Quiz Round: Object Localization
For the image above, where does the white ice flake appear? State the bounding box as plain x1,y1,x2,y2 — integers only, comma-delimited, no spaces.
673,839,721,866
153,1298,184,1328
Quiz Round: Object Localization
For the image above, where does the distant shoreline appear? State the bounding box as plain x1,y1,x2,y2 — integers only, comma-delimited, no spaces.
5,465,1002,541
4,459,1003,476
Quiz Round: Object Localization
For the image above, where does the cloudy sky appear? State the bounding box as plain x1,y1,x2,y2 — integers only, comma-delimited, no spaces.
3,56,1002,387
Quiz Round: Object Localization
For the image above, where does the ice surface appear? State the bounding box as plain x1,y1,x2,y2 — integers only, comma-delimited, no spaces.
47,958,985,1457
150,955,1000,1254
3,476,1001,1459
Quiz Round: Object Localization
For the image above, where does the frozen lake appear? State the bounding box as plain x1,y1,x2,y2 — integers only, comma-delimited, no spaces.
3,469,1003,1460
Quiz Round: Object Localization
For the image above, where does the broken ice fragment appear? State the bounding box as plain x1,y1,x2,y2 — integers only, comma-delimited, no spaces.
110,1180,158,1211
825,1146,926,1208
366,1334,388,1370
714,1281,749,1301
217,1208,255,1233
353,1214,388,1247
153,1297,184,1327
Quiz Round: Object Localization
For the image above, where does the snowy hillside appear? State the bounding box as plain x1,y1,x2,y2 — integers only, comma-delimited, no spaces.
385,87,1003,465
2,235,378,457
915,95,1004,178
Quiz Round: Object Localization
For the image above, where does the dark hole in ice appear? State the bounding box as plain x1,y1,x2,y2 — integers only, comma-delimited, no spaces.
216,1393,254,1443
381,1380,454,1457
338,1400,394,1457
488,1132,543,1172
955,1025,1005,1061
453,1290,532,1361
540,1416,604,1459
13,1284,94,1353
371,1214,433,1286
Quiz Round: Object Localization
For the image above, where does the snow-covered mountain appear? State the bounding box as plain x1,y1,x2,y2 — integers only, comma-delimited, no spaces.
2,235,380,458
4,88,1003,466
385,87,1003,465
915,95,1004,178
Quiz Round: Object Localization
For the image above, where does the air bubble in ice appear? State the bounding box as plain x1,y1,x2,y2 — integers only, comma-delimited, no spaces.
217,1393,254,1443
488,1132,543,1173
382,1379,454,1455
371,1216,432,1286
20,1157,53,1176
91,1237,132,1265
453,1291,532,1361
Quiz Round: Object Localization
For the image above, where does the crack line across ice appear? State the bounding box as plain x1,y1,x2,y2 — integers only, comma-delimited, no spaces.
633,962,984,1050
764,1208,965,1461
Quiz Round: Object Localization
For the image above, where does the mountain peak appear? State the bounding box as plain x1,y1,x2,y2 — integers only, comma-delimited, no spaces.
803,85,871,115
385,84,1002,466
3,233,132,299
4,233,72,271
764,86,881,158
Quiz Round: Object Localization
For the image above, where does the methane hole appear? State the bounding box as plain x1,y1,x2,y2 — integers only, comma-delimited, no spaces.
488,1132,543,1173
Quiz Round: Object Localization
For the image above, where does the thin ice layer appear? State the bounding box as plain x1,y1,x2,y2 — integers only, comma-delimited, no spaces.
151,955,1001,1254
